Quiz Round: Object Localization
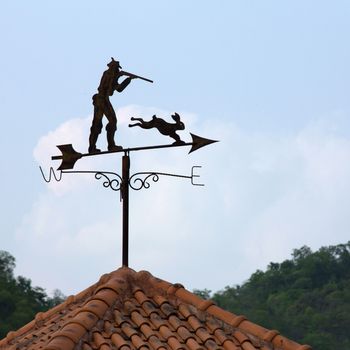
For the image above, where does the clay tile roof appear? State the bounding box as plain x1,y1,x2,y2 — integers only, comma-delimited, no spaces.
0,267,312,350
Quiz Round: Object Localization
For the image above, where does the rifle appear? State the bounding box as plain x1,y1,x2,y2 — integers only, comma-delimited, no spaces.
120,70,153,83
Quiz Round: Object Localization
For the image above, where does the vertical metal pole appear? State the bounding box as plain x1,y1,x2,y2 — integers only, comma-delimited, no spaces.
122,153,130,267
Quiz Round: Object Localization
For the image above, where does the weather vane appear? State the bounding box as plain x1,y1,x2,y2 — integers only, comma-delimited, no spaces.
41,58,218,267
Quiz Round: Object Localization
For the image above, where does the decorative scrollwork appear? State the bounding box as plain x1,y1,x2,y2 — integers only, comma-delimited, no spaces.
94,172,122,191
129,172,160,190
58,170,123,191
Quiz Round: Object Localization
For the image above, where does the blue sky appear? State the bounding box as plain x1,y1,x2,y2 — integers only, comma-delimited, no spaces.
1,1,350,296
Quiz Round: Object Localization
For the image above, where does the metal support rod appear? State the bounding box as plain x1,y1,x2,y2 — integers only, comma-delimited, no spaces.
122,153,130,267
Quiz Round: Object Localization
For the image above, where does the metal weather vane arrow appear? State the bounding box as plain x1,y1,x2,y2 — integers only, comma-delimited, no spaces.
52,133,218,170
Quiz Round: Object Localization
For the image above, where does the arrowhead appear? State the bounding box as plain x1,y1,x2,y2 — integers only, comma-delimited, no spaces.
56,144,82,170
189,133,219,154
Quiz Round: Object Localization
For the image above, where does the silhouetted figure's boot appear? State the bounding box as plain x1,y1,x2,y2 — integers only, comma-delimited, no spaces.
107,129,122,151
88,133,101,153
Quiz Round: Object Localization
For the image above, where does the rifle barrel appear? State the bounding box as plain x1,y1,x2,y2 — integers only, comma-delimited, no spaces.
121,70,153,83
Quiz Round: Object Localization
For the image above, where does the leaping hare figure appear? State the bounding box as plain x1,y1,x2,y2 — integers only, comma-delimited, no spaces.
129,112,185,144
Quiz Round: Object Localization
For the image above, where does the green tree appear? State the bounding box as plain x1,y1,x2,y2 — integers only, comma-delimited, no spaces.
0,251,66,339
193,288,212,300
206,242,350,350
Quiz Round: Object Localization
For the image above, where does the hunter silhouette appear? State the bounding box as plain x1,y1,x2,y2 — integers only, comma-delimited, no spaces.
88,58,134,153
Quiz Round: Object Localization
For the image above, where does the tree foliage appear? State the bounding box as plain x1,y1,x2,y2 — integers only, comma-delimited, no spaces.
0,251,65,338
194,242,350,350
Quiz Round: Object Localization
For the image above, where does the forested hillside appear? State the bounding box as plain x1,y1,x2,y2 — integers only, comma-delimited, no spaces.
0,251,65,338
195,242,350,350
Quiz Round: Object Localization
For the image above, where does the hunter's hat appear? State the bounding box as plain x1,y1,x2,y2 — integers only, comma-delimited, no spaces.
107,57,121,69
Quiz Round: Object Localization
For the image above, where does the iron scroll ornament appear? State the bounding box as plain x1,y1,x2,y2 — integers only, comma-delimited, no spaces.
39,166,204,192
129,167,203,190
40,167,123,191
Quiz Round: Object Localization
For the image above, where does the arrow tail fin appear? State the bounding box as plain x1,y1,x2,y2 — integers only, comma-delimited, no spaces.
54,144,82,170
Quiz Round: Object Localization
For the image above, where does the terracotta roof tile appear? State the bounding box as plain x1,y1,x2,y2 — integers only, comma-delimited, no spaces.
94,287,119,306
0,267,312,350
159,325,175,340
140,324,155,340
153,295,169,307
160,303,178,318
178,304,192,319
204,339,222,350
142,300,159,315
167,335,185,350
177,326,194,342
187,315,204,332
221,339,240,350
82,343,93,350
212,328,230,346
196,327,214,343
130,333,149,349
150,313,169,330
169,315,187,331
122,322,139,338
131,310,149,328
71,311,99,330
44,335,75,350
186,337,204,350
148,336,167,350
92,331,108,347
111,332,129,347
262,329,280,342
135,290,152,305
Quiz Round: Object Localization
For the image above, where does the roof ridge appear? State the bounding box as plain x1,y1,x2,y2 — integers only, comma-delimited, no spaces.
0,267,312,350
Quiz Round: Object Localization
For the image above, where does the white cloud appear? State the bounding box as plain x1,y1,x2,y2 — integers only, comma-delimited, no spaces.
15,107,350,295
34,117,92,196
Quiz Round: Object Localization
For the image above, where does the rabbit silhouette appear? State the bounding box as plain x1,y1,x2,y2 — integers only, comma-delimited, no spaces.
129,112,185,144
